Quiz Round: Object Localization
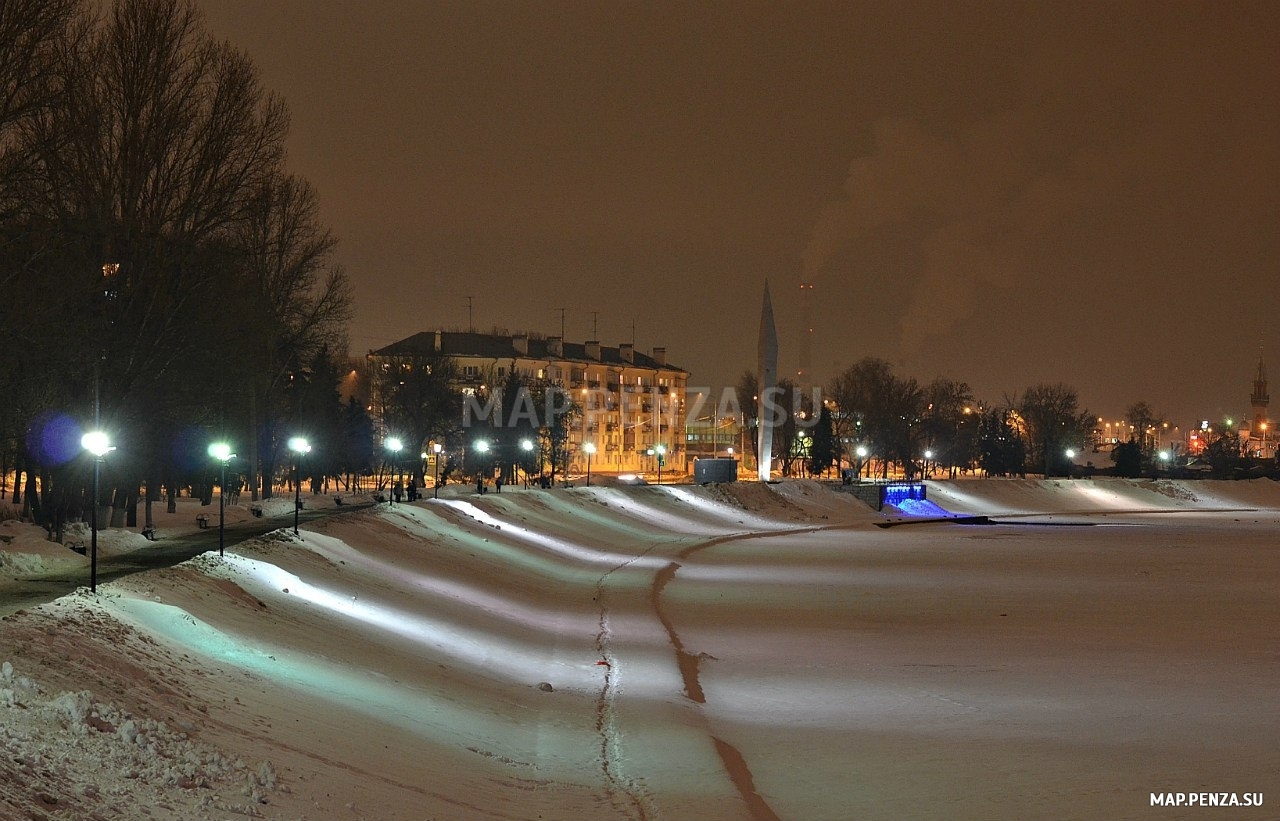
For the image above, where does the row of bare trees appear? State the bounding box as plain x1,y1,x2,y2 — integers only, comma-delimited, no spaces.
0,0,352,533
739,357,1103,479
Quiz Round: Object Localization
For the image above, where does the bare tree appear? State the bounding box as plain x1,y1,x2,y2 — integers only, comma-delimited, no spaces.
1123,400,1166,453
922,378,977,477
22,0,289,405
373,352,462,486
2,0,351,529
227,173,352,498
827,357,925,478
1016,383,1094,477
0,0,83,205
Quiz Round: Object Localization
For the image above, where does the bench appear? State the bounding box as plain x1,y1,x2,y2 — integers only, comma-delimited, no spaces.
141,526,157,541
196,514,211,529
67,541,87,555
249,506,263,518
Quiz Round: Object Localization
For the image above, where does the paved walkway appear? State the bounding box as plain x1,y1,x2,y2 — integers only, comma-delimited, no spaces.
0,502,374,618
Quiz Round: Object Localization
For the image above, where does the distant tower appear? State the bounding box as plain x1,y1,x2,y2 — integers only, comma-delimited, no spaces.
798,281,814,389
757,282,779,482
1250,352,1269,442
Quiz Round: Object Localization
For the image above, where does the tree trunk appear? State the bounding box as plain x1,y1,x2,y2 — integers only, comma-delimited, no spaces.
22,469,38,521
249,389,261,501
125,483,138,527
166,467,177,514
144,476,157,529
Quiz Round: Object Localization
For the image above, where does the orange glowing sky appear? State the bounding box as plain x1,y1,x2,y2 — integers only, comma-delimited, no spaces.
197,0,1280,426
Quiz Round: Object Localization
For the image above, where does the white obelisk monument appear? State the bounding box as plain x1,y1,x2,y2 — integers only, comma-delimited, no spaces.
757,281,778,482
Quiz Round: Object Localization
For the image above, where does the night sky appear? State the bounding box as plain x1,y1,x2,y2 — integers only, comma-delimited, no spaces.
196,0,1280,426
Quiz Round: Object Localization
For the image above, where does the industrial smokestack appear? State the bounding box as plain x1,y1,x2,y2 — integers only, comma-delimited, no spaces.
798,281,814,389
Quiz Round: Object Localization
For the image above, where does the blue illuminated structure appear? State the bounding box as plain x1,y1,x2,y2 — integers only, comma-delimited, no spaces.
881,482,927,508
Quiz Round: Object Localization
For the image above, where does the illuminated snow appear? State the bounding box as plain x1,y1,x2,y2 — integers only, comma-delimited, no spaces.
2,478,1278,820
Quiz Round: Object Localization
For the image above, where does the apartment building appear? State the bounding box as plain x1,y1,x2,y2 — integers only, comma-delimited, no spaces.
369,330,689,475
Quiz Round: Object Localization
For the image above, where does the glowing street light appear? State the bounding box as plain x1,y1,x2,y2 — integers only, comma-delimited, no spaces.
207,442,235,557
432,442,443,499
520,438,534,487
287,436,311,536
583,441,596,487
386,436,403,505
655,443,667,485
473,439,491,491
81,431,113,593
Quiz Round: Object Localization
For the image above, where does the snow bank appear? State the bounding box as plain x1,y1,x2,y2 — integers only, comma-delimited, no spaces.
0,655,282,820
1,479,1278,820
926,476,1280,517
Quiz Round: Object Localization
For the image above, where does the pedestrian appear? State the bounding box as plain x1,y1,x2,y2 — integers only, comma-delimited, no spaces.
393,480,403,503
476,476,485,494
407,479,417,501
495,475,503,493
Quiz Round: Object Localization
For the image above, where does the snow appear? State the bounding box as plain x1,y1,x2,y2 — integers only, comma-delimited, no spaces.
1,478,1278,820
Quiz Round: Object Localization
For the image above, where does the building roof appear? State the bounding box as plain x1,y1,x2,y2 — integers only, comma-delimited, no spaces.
370,331,687,374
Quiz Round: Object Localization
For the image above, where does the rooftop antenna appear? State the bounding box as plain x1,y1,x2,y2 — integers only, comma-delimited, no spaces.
465,295,473,332
630,318,636,345
554,307,566,339
590,310,599,340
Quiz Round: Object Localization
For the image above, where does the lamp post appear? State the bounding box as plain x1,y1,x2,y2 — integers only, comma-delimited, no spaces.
520,438,533,487
433,442,443,498
386,437,403,505
584,441,596,486
856,445,868,481
81,431,113,593
208,442,235,557
655,443,667,485
474,439,490,491
288,436,310,536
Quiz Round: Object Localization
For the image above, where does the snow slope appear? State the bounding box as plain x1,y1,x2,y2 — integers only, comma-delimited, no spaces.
1,479,1277,820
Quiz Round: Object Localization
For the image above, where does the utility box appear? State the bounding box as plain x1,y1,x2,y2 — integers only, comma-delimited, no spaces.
694,458,739,484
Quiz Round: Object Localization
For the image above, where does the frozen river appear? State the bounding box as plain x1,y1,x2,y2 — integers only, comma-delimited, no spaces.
1,478,1276,820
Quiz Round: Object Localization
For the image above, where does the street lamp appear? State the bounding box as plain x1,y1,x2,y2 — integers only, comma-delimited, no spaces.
432,442,443,498
386,436,403,505
475,439,490,488
81,431,113,593
856,445,868,480
584,442,596,487
655,443,667,485
288,436,310,536
208,442,235,557
520,438,534,487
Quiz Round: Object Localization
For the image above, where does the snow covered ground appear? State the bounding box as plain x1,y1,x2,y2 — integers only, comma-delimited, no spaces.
1,478,1276,820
